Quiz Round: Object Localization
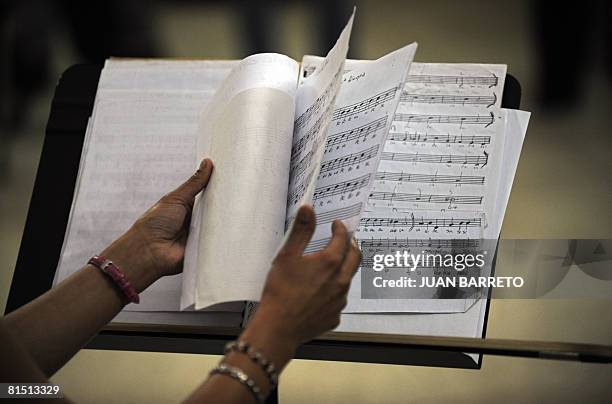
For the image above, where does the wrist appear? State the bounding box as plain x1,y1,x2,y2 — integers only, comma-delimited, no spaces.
100,233,160,293
241,304,298,371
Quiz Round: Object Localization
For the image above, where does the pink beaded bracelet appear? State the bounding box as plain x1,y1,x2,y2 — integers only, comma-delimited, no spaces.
88,255,140,304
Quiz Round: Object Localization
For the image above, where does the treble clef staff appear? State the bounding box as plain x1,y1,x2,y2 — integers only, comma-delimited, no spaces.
400,92,497,108
387,131,491,146
405,74,499,88
394,112,495,128
368,191,483,205
375,171,485,185
332,86,399,121
380,150,489,167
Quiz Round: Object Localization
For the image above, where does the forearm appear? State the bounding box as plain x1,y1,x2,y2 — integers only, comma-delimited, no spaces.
4,237,160,376
185,307,297,404
0,319,73,403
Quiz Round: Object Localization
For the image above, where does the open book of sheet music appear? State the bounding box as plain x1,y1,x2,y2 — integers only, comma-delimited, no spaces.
54,11,530,344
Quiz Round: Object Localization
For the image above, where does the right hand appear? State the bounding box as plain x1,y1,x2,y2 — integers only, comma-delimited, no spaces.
252,204,361,348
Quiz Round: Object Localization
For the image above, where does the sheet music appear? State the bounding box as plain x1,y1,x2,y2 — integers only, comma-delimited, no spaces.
293,43,417,250
361,63,507,312
284,13,354,223
371,63,507,218
343,208,484,312
54,89,219,311
298,61,509,312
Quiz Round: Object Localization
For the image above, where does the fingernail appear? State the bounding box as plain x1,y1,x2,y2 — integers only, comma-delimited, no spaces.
332,219,339,231
297,205,311,224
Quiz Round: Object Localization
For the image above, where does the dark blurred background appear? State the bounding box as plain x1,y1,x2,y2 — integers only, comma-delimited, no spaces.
0,1,611,402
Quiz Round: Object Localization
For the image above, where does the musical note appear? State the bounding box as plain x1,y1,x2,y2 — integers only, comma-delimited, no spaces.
368,191,483,205
320,145,380,173
375,171,484,185
381,151,489,166
359,216,482,228
332,86,399,121
400,92,497,108
387,131,491,145
405,74,499,87
313,174,370,200
394,112,495,127
325,116,388,148
358,237,480,249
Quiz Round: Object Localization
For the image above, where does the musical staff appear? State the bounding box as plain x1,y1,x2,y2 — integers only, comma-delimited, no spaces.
387,131,491,145
290,150,313,178
291,112,327,161
400,92,497,108
287,169,315,206
358,237,480,249
406,74,499,87
369,191,483,205
320,144,380,173
381,151,489,167
394,112,495,127
305,238,330,254
326,116,388,148
375,171,485,185
332,86,399,121
360,215,482,229
313,174,370,200
294,67,342,131
316,202,363,225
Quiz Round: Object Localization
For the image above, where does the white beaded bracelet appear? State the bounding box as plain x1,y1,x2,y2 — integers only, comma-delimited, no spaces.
210,363,266,403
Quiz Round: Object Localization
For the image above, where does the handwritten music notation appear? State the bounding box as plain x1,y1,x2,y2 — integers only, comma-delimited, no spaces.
358,237,480,249
287,169,316,206
375,171,485,185
294,67,342,132
400,92,497,108
316,202,363,224
368,191,484,205
325,116,388,148
307,235,482,255
387,131,491,146
313,174,370,200
405,74,499,87
381,151,489,167
319,144,379,174
360,215,482,230
331,86,398,121
290,150,313,178
291,112,327,161
394,112,495,127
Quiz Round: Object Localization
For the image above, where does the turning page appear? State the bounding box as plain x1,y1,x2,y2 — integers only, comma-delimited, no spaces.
285,14,354,224
295,44,417,253
184,54,299,310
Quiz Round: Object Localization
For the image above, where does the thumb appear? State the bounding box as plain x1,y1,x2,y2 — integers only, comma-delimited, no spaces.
280,205,316,256
172,159,214,202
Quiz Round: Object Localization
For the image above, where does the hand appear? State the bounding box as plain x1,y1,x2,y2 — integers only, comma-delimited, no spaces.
101,159,213,290
246,205,361,351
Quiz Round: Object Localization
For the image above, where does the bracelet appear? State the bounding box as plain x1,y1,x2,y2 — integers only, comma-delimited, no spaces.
88,255,140,304
210,363,266,403
224,340,279,389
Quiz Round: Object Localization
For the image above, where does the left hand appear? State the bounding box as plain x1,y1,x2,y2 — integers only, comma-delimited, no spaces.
101,159,213,290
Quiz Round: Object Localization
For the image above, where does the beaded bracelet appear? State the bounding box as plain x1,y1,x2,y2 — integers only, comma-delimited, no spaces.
224,340,279,389
210,363,265,403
